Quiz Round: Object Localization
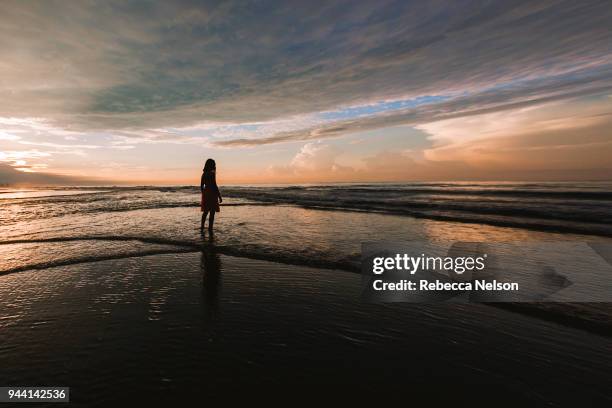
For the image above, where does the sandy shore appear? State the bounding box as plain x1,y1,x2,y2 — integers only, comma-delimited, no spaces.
1,251,611,405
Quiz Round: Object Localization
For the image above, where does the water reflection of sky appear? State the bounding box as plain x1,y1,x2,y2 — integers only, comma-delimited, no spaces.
0,190,107,200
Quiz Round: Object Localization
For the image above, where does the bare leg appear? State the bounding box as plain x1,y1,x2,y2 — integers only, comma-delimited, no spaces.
208,211,215,231
201,210,209,231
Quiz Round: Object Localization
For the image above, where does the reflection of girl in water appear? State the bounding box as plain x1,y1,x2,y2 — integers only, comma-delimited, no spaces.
201,247,221,321
200,158,223,232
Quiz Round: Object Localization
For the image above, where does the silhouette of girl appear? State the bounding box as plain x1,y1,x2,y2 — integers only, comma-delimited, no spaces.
200,158,222,232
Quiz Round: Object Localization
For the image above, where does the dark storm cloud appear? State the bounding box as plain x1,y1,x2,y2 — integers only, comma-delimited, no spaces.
1,0,611,132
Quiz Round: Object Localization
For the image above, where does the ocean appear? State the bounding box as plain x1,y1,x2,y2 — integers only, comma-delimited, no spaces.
4,181,612,235
2,182,612,273
1,182,612,404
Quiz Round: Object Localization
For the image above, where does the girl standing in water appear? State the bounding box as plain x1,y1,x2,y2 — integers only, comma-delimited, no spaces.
200,158,222,232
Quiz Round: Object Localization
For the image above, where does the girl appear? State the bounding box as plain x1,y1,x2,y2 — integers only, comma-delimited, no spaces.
200,158,222,232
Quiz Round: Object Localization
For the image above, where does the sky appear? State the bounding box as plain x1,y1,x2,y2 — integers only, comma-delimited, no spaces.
0,0,611,185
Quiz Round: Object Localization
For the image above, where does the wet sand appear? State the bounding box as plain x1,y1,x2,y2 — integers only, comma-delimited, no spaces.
1,251,611,405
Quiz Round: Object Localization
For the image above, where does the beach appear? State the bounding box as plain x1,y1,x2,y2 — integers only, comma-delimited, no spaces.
2,252,612,405
1,184,612,404
2,0,612,405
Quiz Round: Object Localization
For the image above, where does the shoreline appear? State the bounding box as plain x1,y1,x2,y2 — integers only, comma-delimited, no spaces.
1,243,611,338
2,184,612,239
2,251,611,404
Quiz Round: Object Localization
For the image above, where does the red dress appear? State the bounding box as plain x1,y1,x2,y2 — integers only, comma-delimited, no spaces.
200,170,220,213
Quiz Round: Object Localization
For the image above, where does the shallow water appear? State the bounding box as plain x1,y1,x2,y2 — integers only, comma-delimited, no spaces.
223,182,612,236
2,182,612,235
2,186,612,403
1,252,610,405
2,186,610,272
2,186,612,330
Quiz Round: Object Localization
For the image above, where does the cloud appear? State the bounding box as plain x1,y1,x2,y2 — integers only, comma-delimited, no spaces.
421,111,612,175
264,140,475,183
213,73,612,147
267,141,353,181
264,139,472,182
0,147,118,185
418,99,612,151
2,0,611,183
263,98,612,183
16,141,102,149
0,0,610,136
0,131,20,141
0,162,101,186
0,150,52,164
290,142,340,171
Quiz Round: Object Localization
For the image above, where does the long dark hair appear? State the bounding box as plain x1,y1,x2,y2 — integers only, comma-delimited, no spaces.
203,158,216,173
